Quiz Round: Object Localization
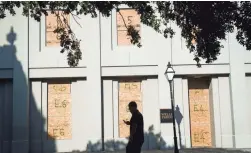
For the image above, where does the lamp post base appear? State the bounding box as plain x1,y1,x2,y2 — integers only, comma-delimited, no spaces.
173,136,179,153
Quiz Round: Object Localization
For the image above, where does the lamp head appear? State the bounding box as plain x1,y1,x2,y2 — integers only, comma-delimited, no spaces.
164,62,175,81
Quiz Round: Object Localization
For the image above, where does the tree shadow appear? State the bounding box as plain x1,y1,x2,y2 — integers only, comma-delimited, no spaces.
82,121,250,153
0,27,56,153
83,125,185,152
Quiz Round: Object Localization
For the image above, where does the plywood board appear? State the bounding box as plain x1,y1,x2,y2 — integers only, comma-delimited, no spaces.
46,11,69,46
46,31,61,46
48,84,71,94
188,80,212,147
47,117,71,140
116,9,141,46
117,30,132,46
47,83,72,140
118,80,142,138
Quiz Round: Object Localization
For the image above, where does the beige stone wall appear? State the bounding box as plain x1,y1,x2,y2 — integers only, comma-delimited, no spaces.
47,83,72,140
118,80,142,138
188,79,212,147
116,9,141,46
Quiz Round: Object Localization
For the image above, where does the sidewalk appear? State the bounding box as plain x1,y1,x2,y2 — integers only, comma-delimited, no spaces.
76,148,251,153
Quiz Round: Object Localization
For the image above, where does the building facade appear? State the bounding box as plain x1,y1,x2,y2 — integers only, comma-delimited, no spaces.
0,7,251,153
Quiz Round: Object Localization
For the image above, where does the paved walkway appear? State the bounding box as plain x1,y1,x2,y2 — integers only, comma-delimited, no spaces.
76,148,251,153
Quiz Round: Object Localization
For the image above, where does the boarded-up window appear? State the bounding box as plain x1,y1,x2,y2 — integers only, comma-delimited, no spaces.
188,79,213,147
47,83,72,140
118,80,143,138
46,11,69,46
116,9,141,46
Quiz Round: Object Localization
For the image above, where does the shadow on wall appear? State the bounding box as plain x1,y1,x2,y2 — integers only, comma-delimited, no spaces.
175,105,184,149
0,27,56,153
81,108,250,153
84,125,186,152
83,104,187,152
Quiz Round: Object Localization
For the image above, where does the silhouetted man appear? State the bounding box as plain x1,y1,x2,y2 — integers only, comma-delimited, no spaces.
123,101,144,153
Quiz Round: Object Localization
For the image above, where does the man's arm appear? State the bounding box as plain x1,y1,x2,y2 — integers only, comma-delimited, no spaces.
123,120,130,125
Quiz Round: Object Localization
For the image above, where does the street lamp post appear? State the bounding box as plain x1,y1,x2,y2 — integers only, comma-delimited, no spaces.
164,62,179,153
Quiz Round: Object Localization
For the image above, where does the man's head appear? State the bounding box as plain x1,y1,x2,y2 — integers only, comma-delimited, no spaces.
128,101,137,113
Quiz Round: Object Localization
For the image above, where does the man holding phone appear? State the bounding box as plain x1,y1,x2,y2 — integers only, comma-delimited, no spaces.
123,101,144,153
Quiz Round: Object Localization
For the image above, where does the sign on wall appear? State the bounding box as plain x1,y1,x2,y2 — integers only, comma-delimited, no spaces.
46,11,69,46
188,80,212,147
116,9,141,46
47,83,72,140
160,109,173,123
118,80,142,138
